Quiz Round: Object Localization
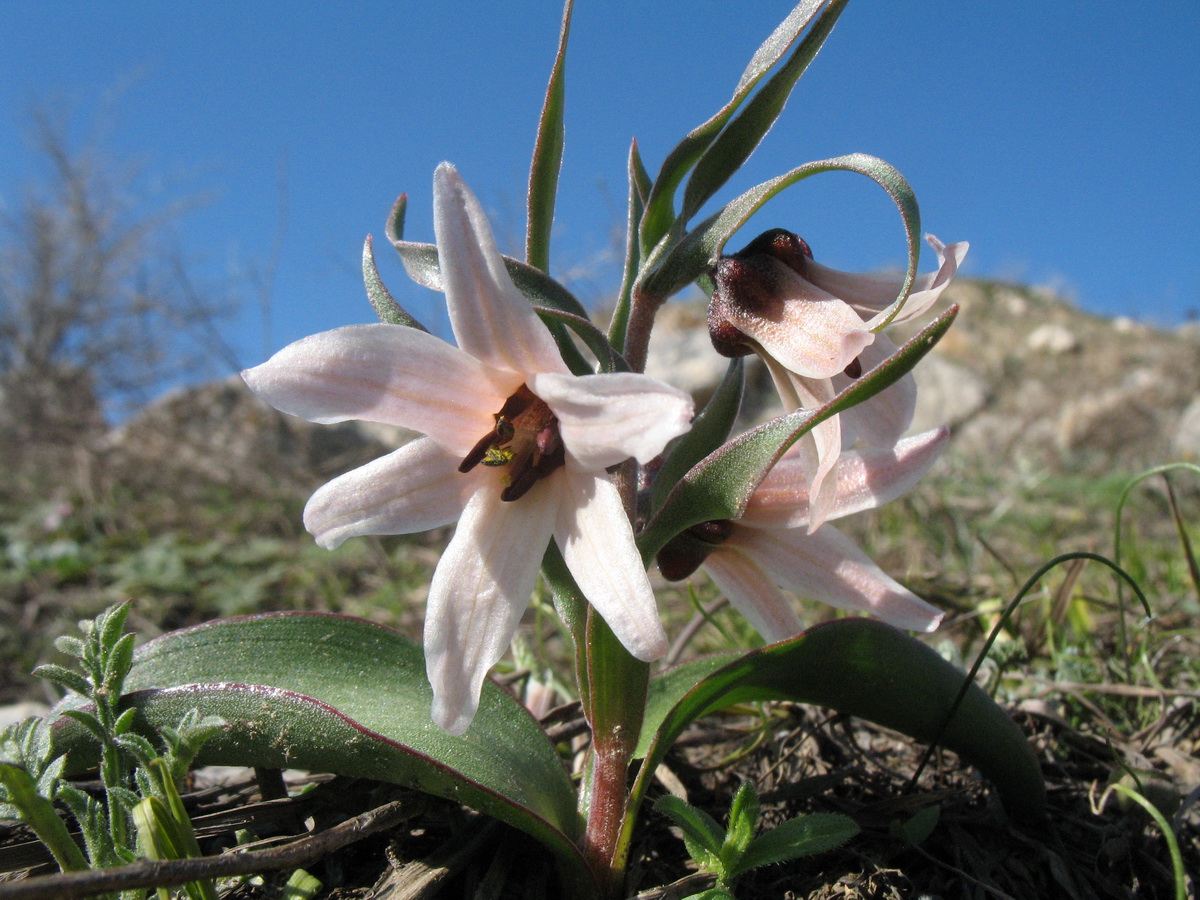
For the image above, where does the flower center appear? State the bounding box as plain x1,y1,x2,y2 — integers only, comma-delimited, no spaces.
459,384,566,502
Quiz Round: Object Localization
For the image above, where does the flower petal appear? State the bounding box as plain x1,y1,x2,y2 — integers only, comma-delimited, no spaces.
424,478,559,735
742,428,948,529
434,164,568,377
732,524,943,632
303,437,485,550
529,371,694,469
724,266,874,379
832,334,917,448
802,236,967,327
762,358,843,532
242,323,518,457
702,546,804,643
554,468,668,661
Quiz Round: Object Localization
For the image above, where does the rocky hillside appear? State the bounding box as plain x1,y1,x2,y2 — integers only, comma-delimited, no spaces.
52,278,1197,499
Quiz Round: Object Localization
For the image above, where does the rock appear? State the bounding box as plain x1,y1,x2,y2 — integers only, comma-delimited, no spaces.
101,375,413,492
0,701,50,730
910,355,990,434
1025,323,1080,354
1173,398,1200,459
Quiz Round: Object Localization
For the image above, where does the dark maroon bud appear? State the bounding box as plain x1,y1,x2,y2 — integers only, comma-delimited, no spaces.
688,519,734,544
656,536,710,581
734,228,813,277
842,357,862,379
707,307,756,359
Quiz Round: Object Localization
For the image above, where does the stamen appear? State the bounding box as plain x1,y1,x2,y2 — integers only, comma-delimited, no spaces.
460,384,566,500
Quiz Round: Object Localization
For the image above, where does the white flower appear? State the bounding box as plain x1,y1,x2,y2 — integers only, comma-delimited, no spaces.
243,164,693,734
659,428,948,640
708,230,966,529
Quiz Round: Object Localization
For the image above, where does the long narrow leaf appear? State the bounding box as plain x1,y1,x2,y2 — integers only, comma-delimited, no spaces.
681,0,849,223
609,139,651,353
526,0,574,271
639,0,827,255
616,617,1046,878
642,153,920,317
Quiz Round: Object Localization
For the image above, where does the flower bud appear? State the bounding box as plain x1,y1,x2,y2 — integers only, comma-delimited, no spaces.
708,229,815,359
655,519,735,581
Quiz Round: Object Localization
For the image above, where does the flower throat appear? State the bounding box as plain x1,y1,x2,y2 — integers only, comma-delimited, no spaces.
459,384,566,502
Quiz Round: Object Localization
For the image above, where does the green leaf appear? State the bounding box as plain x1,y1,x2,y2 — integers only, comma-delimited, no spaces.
889,804,940,845
52,636,86,659
629,619,1046,838
641,153,921,314
681,0,849,224
526,0,573,272
60,709,105,741
0,762,90,872
49,612,594,894
731,813,858,876
608,139,652,354
722,783,760,861
655,795,726,866
638,307,955,560
534,305,629,374
362,234,428,329
639,0,827,255
98,600,133,650
102,632,136,691
636,653,739,760
32,663,91,698
539,542,590,711
650,359,745,513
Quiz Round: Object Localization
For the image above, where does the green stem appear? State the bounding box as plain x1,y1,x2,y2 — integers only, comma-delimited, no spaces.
580,611,649,898
621,283,664,375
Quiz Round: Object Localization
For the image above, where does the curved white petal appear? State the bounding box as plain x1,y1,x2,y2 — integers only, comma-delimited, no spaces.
424,478,559,735
433,164,567,377
735,524,943,632
727,266,873,379
743,427,948,529
554,468,668,661
805,236,967,327
242,323,518,457
303,437,484,550
832,334,917,448
529,371,693,469
703,546,804,643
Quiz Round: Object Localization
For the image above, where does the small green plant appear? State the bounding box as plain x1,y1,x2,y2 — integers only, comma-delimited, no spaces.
0,602,224,898
655,783,859,899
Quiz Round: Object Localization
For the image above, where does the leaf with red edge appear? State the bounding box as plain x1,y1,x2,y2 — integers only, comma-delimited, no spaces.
48,612,594,894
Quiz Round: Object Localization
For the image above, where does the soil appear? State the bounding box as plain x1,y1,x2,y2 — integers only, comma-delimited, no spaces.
2,698,1195,899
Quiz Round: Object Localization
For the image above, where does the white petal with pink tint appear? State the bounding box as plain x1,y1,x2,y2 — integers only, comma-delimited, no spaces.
703,546,804,643
241,323,517,457
832,334,916,449
304,437,486,550
742,428,949,530
530,371,693,469
434,163,567,377
803,236,967,327
727,273,874,380
735,524,943,633
424,479,559,735
554,468,668,661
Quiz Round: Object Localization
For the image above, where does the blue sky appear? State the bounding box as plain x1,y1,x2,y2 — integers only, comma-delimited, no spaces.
3,1,1197,378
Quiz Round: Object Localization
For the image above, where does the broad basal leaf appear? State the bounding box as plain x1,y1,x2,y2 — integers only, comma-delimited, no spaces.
49,613,593,893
